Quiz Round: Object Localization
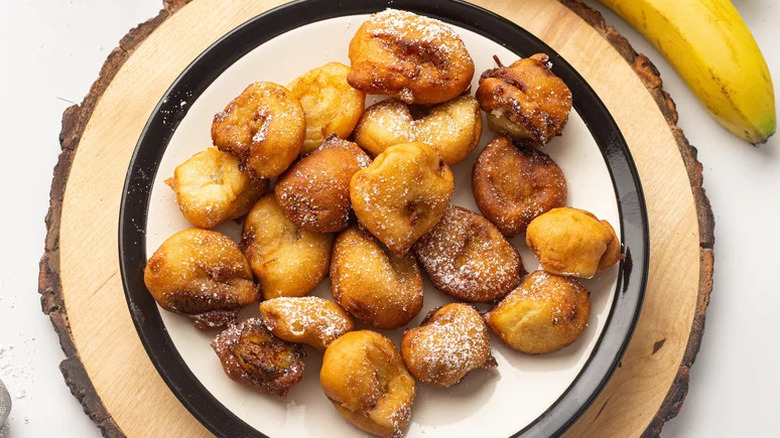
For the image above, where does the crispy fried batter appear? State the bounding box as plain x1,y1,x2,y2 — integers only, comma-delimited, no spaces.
320,331,416,438
211,81,305,178
259,297,354,351
288,62,366,154
476,54,572,145
211,318,305,397
525,207,623,278
143,229,258,329
350,142,454,256
347,9,474,105
402,303,496,387
331,226,423,330
414,206,525,302
275,137,371,233
485,271,591,354
353,96,482,165
242,194,333,299
165,147,269,228
472,136,567,237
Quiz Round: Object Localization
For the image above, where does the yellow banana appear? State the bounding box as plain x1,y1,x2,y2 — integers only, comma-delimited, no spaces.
594,0,775,144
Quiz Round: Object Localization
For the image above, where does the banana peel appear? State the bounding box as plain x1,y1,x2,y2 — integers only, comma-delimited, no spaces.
595,0,776,144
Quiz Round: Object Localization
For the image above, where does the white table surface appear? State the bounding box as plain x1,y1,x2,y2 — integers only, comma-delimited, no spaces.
0,0,777,436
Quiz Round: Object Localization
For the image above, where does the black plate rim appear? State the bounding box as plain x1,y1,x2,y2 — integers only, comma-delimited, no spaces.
118,1,649,437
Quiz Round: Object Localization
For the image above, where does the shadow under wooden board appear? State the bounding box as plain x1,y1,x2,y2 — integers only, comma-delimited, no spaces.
38,0,714,436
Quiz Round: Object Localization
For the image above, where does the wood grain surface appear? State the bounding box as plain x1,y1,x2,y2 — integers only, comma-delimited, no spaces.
38,0,714,436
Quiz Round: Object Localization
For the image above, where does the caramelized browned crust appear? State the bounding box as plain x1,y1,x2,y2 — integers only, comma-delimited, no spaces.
211,81,305,178
402,303,496,387
414,206,526,302
472,136,567,237
476,54,572,145
350,142,455,256
347,9,474,105
259,297,354,351
485,271,590,354
353,96,482,165
320,331,415,437
330,227,423,330
211,318,305,397
525,207,624,278
275,137,371,233
143,229,259,329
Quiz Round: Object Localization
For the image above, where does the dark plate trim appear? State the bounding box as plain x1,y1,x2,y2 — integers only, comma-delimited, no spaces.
118,1,649,437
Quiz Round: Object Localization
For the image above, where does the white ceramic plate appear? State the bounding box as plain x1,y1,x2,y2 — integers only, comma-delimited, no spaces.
120,2,648,437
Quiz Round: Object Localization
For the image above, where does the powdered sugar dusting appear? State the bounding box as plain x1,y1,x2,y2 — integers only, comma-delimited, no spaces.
369,9,464,58
275,138,369,232
403,303,495,386
414,207,524,302
260,297,353,350
349,9,473,104
252,113,272,143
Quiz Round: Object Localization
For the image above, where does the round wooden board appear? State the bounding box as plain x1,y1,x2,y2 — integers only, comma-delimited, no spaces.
38,0,714,436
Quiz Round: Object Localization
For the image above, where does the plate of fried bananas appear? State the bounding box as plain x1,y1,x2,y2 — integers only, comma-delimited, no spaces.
119,1,648,436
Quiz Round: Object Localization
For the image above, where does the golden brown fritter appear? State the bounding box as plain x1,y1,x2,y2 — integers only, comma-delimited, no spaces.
165,147,269,229
353,96,482,165
476,54,572,145
350,142,454,256
472,136,567,237
347,9,474,105
242,194,333,299
275,137,371,233
413,206,526,303
401,303,496,387
320,331,416,438
211,318,305,397
259,297,354,351
525,207,623,278
143,229,258,330
485,271,590,354
330,227,423,330
211,82,305,178
287,62,366,154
